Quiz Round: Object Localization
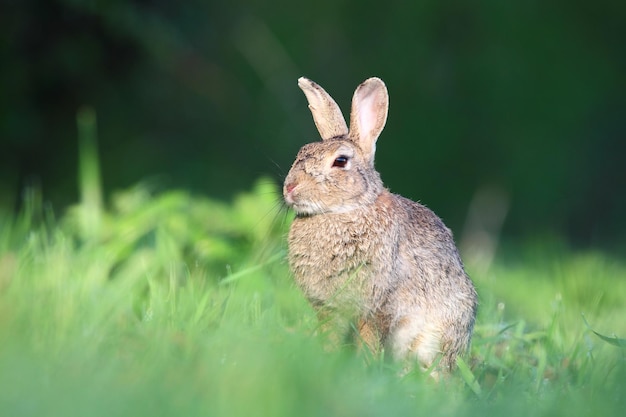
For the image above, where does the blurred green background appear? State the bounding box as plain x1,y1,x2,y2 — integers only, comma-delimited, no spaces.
1,0,625,247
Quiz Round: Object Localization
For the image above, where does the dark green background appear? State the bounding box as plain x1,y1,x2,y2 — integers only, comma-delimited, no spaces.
2,0,625,246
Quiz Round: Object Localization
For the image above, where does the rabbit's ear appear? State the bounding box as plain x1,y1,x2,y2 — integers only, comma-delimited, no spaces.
349,78,388,163
298,77,349,140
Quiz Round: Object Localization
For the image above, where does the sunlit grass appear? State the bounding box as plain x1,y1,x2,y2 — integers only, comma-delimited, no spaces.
0,179,624,416
0,114,624,415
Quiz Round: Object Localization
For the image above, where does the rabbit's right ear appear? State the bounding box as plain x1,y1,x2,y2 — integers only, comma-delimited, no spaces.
349,78,388,164
298,77,349,140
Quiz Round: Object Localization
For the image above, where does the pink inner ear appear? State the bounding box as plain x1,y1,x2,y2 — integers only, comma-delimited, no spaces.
357,92,381,141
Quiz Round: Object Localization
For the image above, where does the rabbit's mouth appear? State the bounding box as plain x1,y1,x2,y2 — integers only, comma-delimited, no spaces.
284,182,315,215
284,184,329,215
284,181,365,216
287,197,363,217
285,199,324,217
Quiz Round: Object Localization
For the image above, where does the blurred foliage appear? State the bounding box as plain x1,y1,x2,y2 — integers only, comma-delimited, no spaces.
0,176,624,416
1,0,625,246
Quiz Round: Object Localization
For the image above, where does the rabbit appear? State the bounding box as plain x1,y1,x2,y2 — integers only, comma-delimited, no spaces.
283,77,478,373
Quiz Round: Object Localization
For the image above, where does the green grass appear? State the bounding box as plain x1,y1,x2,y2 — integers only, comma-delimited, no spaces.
0,179,624,417
0,119,624,415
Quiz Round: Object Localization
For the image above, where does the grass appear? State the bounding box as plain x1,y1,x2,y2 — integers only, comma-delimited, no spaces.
1,182,624,417
0,119,624,416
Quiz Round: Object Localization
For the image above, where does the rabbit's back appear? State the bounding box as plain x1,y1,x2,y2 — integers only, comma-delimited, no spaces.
386,194,478,369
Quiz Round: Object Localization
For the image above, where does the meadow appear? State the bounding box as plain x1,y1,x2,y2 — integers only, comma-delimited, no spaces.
0,132,624,416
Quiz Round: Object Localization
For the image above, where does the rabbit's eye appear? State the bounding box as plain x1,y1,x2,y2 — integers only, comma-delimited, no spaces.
332,156,349,168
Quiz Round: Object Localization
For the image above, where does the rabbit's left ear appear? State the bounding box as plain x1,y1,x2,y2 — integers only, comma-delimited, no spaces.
349,78,388,164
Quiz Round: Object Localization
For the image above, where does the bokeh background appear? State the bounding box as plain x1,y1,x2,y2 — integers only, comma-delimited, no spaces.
2,0,625,248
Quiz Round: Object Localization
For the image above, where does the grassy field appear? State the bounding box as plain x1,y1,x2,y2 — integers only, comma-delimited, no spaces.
1,122,625,417
0,175,624,417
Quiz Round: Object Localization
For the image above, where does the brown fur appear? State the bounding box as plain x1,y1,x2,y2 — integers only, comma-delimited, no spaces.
284,77,477,373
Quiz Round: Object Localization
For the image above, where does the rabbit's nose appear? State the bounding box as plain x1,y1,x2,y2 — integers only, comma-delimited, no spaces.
285,182,298,195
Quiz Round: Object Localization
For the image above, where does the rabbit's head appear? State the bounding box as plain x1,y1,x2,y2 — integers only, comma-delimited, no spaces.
284,77,389,216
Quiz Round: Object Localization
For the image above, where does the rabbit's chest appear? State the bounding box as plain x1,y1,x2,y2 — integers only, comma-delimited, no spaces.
288,215,385,303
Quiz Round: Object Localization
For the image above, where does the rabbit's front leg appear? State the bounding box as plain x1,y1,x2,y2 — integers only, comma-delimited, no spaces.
355,317,383,359
314,306,351,351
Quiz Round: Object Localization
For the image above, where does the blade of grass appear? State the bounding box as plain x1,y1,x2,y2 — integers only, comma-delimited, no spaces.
219,251,284,284
76,106,103,240
582,314,626,348
457,356,482,398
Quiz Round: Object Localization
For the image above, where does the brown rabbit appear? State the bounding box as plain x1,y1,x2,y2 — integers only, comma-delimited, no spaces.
283,77,477,373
